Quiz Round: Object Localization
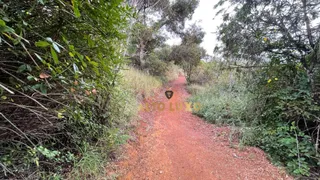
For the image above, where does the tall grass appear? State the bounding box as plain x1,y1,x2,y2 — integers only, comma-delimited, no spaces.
69,67,164,179
188,64,260,147
188,62,320,177
122,67,163,99
188,74,254,126
164,62,184,82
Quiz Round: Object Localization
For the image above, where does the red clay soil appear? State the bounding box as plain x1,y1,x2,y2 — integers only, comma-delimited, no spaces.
114,76,292,180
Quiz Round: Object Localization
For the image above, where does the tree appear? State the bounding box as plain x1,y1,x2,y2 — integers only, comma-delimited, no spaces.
170,44,205,82
214,1,320,175
169,24,206,83
181,23,205,45
127,0,200,68
215,0,320,85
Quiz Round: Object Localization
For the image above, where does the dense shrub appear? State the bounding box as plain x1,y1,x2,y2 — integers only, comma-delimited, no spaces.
186,84,205,95
144,48,183,83
190,61,218,85
0,0,134,178
145,52,168,77
189,61,320,177
252,63,320,176
189,68,254,125
164,62,184,82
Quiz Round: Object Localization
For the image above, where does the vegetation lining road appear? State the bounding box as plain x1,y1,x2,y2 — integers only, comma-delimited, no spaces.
117,76,291,180
1,0,319,179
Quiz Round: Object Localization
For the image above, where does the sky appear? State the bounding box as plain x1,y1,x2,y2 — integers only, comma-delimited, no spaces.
166,0,225,56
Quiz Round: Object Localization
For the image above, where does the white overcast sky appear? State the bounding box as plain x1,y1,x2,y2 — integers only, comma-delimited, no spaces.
166,0,225,56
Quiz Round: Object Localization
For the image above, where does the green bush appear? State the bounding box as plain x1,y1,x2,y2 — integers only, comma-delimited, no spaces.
186,84,205,95
145,49,183,83
0,0,134,178
189,70,254,125
189,61,320,176
257,123,317,176
146,52,169,77
251,63,320,176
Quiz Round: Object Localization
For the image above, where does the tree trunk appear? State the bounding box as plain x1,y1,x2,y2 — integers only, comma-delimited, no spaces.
139,38,146,68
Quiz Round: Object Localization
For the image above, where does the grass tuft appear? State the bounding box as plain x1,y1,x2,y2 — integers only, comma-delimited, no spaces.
121,67,163,99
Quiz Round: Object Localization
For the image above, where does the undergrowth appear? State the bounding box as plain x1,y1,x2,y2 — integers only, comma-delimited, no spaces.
0,0,138,179
122,67,162,99
188,61,320,177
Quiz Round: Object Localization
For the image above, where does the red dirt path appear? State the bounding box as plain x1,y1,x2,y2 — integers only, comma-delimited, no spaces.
115,76,291,180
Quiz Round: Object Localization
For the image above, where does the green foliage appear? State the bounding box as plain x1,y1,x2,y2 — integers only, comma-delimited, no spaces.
257,123,317,176
251,64,320,176
169,24,206,83
69,128,129,179
0,0,135,178
212,0,320,177
189,68,253,125
145,52,168,77
121,66,162,99
127,0,200,69
186,84,205,95
190,61,221,85
170,43,204,83
188,61,320,176
214,0,320,71
162,0,200,34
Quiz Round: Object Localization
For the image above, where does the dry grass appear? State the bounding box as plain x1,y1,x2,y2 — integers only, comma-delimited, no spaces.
165,62,184,82
186,84,206,95
121,67,163,99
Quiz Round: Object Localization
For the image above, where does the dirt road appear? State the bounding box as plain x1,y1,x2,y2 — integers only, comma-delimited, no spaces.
116,76,291,180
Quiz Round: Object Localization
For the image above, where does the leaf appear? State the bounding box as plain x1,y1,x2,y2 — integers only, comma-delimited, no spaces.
89,61,98,67
0,21,15,33
0,19,6,26
57,112,64,119
3,26,15,33
52,42,61,53
73,63,80,73
39,72,50,79
50,47,59,64
17,64,26,73
40,83,47,94
38,0,44,5
81,61,87,68
85,55,91,61
26,65,32,72
27,75,35,81
45,37,53,43
71,0,81,18
31,84,41,90
35,157,39,167
2,17,10,22
34,53,43,61
35,41,50,47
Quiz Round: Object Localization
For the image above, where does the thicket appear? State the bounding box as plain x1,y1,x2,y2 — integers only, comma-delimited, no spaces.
0,0,136,179
189,61,320,177
0,0,197,178
188,0,320,177
125,0,202,83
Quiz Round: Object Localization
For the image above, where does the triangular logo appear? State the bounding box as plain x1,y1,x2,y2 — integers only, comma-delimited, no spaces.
165,90,173,99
